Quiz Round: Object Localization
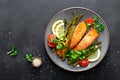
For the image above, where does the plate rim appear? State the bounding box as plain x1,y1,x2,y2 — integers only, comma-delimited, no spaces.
44,7,110,72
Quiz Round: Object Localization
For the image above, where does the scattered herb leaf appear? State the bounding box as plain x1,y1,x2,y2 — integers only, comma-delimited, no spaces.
25,53,33,62
10,50,18,56
7,46,18,57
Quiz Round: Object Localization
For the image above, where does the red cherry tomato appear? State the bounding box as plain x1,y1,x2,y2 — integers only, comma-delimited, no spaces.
48,34,57,48
85,18,94,24
79,58,89,67
48,42,57,48
48,34,57,43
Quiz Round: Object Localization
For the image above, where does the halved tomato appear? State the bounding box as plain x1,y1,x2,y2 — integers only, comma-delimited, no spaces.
85,18,94,24
48,34,57,48
48,42,57,48
79,58,89,67
48,34,57,43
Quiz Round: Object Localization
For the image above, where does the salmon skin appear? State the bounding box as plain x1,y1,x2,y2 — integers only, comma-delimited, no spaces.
69,21,87,49
74,28,99,51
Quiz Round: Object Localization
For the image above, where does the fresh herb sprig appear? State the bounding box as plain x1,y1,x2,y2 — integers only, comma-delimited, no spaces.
51,38,65,50
6,46,18,57
25,53,33,62
87,16,105,33
93,16,104,33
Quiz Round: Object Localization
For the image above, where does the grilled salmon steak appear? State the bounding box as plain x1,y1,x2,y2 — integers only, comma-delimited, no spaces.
74,28,99,51
69,21,87,49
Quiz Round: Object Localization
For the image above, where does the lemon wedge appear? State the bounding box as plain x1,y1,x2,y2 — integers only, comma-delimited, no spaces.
52,20,64,35
88,48,100,62
55,22,65,40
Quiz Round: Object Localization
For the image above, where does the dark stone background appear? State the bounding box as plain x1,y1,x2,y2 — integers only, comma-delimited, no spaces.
0,0,120,80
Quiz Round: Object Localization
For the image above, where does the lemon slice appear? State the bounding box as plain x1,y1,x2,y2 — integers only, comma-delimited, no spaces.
88,48,100,62
52,20,63,35
55,22,65,39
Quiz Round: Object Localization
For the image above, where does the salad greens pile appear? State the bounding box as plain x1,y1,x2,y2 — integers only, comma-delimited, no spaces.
87,16,105,33
51,38,64,50
93,16,104,33
65,41,101,66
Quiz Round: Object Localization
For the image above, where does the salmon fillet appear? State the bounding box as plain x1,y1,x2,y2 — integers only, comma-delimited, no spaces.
74,28,99,51
69,21,87,49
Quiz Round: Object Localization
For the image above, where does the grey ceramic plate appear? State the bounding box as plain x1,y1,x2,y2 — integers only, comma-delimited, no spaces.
44,7,110,72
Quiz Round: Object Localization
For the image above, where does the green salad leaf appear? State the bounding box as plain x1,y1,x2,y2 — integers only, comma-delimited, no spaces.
7,46,18,57
10,50,18,56
51,38,65,50
93,16,105,33
56,43,63,50
65,42,100,63
25,53,33,62
94,16,99,24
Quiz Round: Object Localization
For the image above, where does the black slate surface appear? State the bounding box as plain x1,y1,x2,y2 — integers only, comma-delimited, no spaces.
0,0,120,80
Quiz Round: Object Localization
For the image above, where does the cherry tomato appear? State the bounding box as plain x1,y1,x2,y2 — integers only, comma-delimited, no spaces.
48,34,57,43
48,34,57,48
79,58,89,67
85,18,94,24
48,42,57,48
